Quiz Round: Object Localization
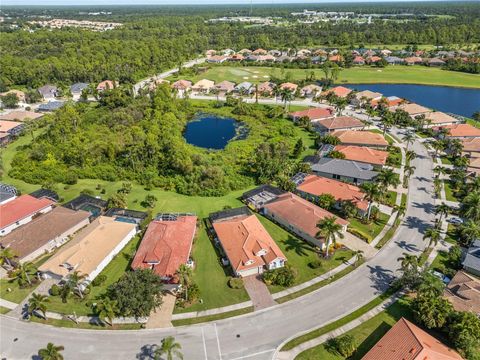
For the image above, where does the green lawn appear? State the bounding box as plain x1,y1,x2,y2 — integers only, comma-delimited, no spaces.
31,317,143,330
0,278,39,304
440,156,453,165
444,181,460,202
0,306,11,314
171,65,480,89
172,306,253,326
386,146,402,168
295,299,414,360
348,213,390,243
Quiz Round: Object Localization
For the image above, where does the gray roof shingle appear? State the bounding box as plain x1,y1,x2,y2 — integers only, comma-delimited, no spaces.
310,158,378,181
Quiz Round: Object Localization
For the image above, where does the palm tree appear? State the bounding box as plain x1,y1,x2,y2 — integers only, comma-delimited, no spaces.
360,182,381,220
405,150,416,163
423,227,441,249
376,168,400,191
397,253,418,271
28,293,49,320
280,88,294,111
402,131,415,151
154,336,183,360
37,343,64,360
0,247,17,268
392,203,407,218
460,190,480,222
67,271,86,299
316,216,344,258
380,112,395,137
431,140,445,158
353,250,364,267
404,164,416,178
13,261,36,286
95,297,118,326
435,202,451,222
433,166,447,178
176,264,193,301
458,220,480,247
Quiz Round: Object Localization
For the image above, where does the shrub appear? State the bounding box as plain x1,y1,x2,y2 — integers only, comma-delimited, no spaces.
308,259,323,269
49,284,60,296
228,277,244,289
91,274,107,287
347,227,370,242
326,335,357,357
263,265,296,287
81,188,94,196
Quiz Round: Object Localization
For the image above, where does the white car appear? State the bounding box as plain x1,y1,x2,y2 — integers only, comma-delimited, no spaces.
447,217,463,225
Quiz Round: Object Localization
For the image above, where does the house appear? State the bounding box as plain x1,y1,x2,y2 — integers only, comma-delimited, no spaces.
241,185,286,210
252,48,267,55
424,111,461,127
228,53,244,62
37,85,58,100
172,80,192,91
300,84,322,98
468,158,480,177
0,120,24,140
70,82,89,96
238,49,252,55
0,195,55,236
192,79,215,93
461,138,480,158
279,82,298,93
96,80,118,92
366,56,382,64
206,55,228,63
289,107,335,123
276,55,293,63
215,80,236,94
444,270,480,315
294,174,369,214
262,192,348,248
63,194,108,219
350,90,382,107
309,158,378,185
385,56,404,65
371,96,403,108
353,56,365,65
314,116,364,133
37,101,65,112
210,207,286,277
331,130,389,149
0,90,26,103
39,216,137,283
131,214,197,283
257,82,275,96
148,79,170,92
321,86,352,98
404,56,423,65
0,206,90,263
222,48,235,55
235,81,253,94
0,110,43,122
205,49,216,57
30,188,60,202
0,183,17,205
380,49,392,56
362,318,463,360
439,124,480,139
389,103,431,118
463,239,480,277
334,145,388,167
429,58,446,67
328,55,342,63
297,49,311,57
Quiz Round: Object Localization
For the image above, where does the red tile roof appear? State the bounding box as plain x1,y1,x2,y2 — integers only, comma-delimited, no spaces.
332,130,389,147
0,120,22,133
131,215,197,281
213,214,286,273
335,145,388,166
172,79,192,90
0,195,55,230
322,86,352,98
362,318,463,360
289,107,335,121
441,124,480,138
316,116,364,131
263,192,348,240
297,175,368,211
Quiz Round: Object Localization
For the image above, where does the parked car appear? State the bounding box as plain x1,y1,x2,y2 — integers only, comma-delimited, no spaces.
447,217,463,225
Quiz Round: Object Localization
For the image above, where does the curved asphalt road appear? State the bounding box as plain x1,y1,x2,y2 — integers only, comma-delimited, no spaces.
0,131,434,360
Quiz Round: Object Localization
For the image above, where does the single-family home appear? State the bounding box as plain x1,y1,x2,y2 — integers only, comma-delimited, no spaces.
429,58,446,67
205,49,216,57
241,185,286,210
131,214,197,283
385,56,404,65
0,206,90,263
367,56,382,64
444,270,480,315
439,124,480,139
404,56,423,65
238,49,252,55
334,145,388,168
0,110,43,122
215,80,236,95
371,96,404,108
461,138,480,158
63,194,108,219
424,111,461,127
70,82,89,97
0,120,24,143
148,79,170,92
328,55,342,63
309,158,378,185
39,216,137,284
297,49,311,57
192,79,215,93
257,82,275,96
462,239,480,277
331,130,389,149
300,84,322,98
351,90,383,107
252,48,267,55
172,79,192,92
0,183,17,205
37,101,65,112
262,192,348,248
389,103,431,119
380,49,392,56
228,53,244,62
295,174,369,214
321,86,352,98
222,48,235,55
235,81,253,94
353,56,365,65
0,90,26,103
314,116,365,133
279,82,298,93
0,195,55,236
38,85,58,100
210,207,286,277
96,80,118,92
206,55,228,63
289,107,335,123
362,318,463,360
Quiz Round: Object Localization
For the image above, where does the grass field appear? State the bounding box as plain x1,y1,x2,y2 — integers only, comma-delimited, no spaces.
172,65,480,89
348,213,390,243
0,278,39,304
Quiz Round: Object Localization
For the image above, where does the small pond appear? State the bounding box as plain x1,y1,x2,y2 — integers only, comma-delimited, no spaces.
184,113,247,150
345,83,480,118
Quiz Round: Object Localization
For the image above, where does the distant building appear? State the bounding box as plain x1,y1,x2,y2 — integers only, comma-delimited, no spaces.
463,239,480,277
314,116,364,133
37,101,65,112
70,82,89,96
0,110,43,122
192,79,215,93
331,130,389,149
96,80,118,92
37,85,58,100
289,107,335,123
444,270,480,315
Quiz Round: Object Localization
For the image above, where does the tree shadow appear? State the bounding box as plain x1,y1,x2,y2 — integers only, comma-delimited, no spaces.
367,265,394,292
403,215,431,234
411,201,435,215
282,235,315,257
415,176,430,182
136,344,158,360
394,240,419,253
350,321,392,360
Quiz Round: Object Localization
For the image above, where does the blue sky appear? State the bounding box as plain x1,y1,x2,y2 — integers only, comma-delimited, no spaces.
2,0,439,6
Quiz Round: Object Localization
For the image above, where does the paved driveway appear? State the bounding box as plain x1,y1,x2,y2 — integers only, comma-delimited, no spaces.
243,275,277,311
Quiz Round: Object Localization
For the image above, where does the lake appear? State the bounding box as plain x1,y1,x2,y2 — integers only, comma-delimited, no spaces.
184,113,246,150
345,83,480,118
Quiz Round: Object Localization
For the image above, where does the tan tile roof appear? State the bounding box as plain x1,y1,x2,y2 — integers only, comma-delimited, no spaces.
213,214,286,273
263,192,348,240
335,145,388,166
355,90,382,100
192,79,215,90
362,317,463,360
172,79,192,90
96,80,118,91
280,82,298,91
0,111,42,122
216,80,236,92
444,270,480,314
469,157,480,169
390,103,431,116
424,111,460,125
331,130,389,147
0,120,22,133
461,138,480,154
39,216,136,278
289,107,335,121
297,175,368,211
442,124,480,138
0,207,90,260
322,86,352,98
316,116,364,131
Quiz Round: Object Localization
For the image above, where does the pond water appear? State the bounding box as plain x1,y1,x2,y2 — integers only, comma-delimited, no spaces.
184,113,246,150
345,83,480,118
